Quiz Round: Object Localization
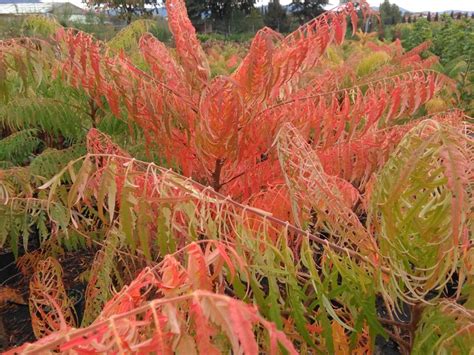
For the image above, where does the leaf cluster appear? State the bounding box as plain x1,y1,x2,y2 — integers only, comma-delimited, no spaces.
0,1,472,353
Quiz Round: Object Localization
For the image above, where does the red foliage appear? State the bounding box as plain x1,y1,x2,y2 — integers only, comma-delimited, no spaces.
53,0,387,200
2,1,466,352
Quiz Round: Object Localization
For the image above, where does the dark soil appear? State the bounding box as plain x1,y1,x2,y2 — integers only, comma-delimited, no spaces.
374,297,409,355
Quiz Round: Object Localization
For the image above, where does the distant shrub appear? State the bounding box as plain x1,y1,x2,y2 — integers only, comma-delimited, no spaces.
108,18,171,53
21,15,61,38
432,17,474,64
404,18,433,50
356,51,391,77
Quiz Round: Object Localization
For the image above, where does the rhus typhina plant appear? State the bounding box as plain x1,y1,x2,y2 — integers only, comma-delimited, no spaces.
55,0,441,194
5,112,473,353
0,0,472,353
0,22,158,259
54,3,452,203
202,40,248,77
3,130,382,353
0,22,152,183
8,241,296,354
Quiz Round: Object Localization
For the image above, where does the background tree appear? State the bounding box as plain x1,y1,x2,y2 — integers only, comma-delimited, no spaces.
379,0,401,25
88,0,160,24
207,0,255,22
291,0,329,24
427,11,431,22
183,0,208,25
181,0,257,33
245,7,265,32
379,0,391,24
434,12,439,21
264,0,290,32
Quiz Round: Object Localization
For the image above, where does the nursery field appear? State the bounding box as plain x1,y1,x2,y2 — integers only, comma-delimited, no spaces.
0,0,472,353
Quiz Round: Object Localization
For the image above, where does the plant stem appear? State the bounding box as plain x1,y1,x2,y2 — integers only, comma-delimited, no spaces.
212,158,225,192
408,303,424,352
378,317,410,328
384,329,411,353
89,98,99,128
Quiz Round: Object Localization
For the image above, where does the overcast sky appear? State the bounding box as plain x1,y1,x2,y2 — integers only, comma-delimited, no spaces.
257,0,474,12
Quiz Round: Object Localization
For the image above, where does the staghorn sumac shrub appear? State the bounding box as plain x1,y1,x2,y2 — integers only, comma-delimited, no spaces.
0,0,472,353
53,1,450,204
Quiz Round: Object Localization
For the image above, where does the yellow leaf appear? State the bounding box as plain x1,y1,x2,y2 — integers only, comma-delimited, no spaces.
332,321,350,355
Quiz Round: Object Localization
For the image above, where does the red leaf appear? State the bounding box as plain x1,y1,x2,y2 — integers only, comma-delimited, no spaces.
351,10,359,34
166,0,210,89
187,243,212,291
228,300,259,354
190,299,220,355
334,18,346,45
390,85,404,119
232,27,278,105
